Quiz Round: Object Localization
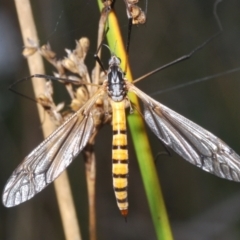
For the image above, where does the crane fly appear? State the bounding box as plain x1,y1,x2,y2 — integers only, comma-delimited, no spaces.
3,50,240,216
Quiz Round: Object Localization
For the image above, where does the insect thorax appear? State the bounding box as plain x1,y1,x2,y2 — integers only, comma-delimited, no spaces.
107,65,127,102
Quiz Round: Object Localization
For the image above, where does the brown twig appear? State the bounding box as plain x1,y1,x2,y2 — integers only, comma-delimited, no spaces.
82,5,112,240
14,1,82,239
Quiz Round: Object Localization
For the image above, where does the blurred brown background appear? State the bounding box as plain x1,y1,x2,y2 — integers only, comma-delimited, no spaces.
1,0,240,239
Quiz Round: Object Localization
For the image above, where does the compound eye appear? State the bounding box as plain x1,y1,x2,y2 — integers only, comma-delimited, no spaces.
116,57,121,64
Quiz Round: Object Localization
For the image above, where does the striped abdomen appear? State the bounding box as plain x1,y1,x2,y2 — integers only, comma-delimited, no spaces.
110,100,129,217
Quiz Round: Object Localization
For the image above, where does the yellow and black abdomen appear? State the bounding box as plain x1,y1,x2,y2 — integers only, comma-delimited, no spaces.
110,100,129,217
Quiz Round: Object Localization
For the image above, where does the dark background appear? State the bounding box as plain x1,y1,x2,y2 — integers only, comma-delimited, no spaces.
1,0,240,239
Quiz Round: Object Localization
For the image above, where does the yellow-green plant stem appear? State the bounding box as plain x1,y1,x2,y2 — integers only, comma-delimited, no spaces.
97,1,173,239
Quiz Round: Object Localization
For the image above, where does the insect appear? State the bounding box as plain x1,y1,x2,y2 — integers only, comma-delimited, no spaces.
3,46,240,216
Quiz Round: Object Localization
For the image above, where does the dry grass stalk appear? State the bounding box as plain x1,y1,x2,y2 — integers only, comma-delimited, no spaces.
14,0,82,239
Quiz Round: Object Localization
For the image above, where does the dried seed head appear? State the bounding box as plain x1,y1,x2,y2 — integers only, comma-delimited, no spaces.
55,102,65,113
127,0,139,4
71,86,89,111
45,80,54,95
77,62,88,77
132,11,146,24
37,94,52,109
65,49,78,63
22,47,38,57
95,97,103,106
129,5,141,19
76,86,89,102
62,57,78,73
55,60,65,75
40,43,56,60
79,37,90,54
75,37,90,60
70,98,82,112
75,41,84,59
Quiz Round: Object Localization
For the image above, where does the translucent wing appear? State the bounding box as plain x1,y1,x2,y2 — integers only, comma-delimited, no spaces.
3,88,105,207
127,82,240,181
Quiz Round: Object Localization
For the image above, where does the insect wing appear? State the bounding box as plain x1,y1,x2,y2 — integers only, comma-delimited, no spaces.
3,89,104,207
127,83,240,181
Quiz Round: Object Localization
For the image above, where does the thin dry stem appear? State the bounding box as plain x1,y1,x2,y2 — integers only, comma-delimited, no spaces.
14,1,82,239
83,136,97,240
82,6,112,240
